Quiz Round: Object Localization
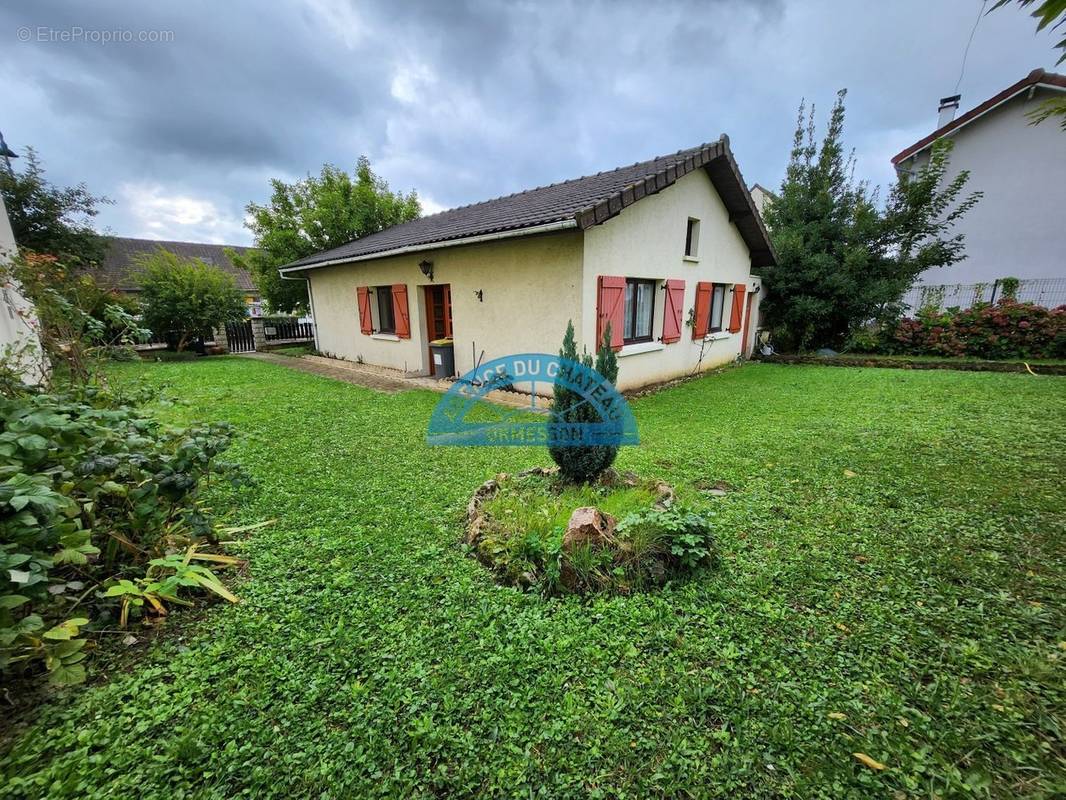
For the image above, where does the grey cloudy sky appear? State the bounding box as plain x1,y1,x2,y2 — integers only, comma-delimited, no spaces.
0,0,1059,245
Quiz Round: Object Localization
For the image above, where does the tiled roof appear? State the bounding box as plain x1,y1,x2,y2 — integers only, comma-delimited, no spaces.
892,68,1066,165
282,135,776,272
98,237,259,293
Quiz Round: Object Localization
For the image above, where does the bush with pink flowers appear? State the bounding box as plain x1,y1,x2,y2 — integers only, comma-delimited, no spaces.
873,300,1066,359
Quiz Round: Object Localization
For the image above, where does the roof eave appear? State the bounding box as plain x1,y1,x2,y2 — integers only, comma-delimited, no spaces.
891,69,1066,165
572,135,777,268
279,218,579,275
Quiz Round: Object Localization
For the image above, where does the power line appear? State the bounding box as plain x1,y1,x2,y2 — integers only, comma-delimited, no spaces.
955,0,989,94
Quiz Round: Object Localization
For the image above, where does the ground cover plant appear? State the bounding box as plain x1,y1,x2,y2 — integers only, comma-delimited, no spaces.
0,384,250,689
1,359,1063,798
470,470,716,595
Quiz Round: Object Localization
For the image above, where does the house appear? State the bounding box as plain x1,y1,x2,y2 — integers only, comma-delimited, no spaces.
98,237,262,315
749,183,777,218
892,68,1066,305
280,136,775,391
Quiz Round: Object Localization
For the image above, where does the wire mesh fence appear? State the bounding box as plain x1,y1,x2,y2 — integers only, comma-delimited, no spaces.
901,278,1066,312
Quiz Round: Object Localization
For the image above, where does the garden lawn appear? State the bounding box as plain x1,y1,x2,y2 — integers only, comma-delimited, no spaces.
2,360,1064,798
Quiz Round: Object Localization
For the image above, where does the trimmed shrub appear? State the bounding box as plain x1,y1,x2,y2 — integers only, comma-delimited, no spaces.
548,322,619,483
867,300,1066,360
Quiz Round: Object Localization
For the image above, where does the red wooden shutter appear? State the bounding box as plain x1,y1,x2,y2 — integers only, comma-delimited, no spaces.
728,284,746,333
596,276,626,351
661,279,685,344
357,286,373,335
392,284,411,338
692,281,712,339
443,285,452,338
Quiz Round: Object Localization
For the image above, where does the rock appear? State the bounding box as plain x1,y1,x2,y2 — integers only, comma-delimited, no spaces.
562,506,617,551
697,479,735,497
653,482,675,509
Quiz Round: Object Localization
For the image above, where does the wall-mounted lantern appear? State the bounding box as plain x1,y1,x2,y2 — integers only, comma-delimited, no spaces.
419,260,434,281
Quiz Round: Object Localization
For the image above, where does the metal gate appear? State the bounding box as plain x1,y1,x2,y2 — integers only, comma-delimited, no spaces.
225,320,255,353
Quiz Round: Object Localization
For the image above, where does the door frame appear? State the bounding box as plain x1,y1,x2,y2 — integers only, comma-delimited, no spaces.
741,292,755,357
423,284,452,375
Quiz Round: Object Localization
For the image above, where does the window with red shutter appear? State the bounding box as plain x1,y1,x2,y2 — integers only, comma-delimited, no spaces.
392,284,411,339
728,284,746,333
692,281,712,339
357,286,373,335
661,279,685,344
596,276,626,351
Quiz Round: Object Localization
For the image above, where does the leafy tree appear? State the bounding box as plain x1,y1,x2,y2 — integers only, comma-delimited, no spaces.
0,147,110,265
3,253,148,386
233,157,421,313
761,91,980,351
549,322,619,483
135,249,247,351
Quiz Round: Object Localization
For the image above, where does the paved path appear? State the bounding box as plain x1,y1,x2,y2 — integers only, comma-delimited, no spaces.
239,352,539,410
240,352,426,394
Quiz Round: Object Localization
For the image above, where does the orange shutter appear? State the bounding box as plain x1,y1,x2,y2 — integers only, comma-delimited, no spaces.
392,284,411,338
728,284,746,333
596,276,626,351
443,285,452,338
357,286,373,335
692,281,712,339
661,279,685,344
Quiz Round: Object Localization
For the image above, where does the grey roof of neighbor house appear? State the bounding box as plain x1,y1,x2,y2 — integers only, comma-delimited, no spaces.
282,135,776,273
99,237,259,292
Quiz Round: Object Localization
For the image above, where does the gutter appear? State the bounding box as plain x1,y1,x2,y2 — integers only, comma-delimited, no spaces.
278,218,579,276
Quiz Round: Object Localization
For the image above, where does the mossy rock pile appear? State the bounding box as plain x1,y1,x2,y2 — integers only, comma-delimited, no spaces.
466,467,716,596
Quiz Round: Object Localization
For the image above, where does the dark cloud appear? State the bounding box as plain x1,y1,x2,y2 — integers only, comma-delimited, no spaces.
0,0,1058,244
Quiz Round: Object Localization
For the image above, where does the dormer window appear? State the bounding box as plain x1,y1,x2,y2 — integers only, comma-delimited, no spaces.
684,218,700,258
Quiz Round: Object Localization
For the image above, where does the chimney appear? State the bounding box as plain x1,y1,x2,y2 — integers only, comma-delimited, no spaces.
937,94,961,128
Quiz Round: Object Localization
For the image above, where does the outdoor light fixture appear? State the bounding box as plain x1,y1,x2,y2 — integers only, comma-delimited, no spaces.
474,289,484,302
419,260,433,280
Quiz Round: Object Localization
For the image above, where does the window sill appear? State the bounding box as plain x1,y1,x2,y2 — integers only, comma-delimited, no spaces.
371,332,400,341
703,331,733,342
619,341,664,358
682,255,700,263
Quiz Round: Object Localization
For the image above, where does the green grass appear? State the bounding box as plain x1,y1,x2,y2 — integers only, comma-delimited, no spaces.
2,359,1064,798
482,475,658,543
840,352,1066,366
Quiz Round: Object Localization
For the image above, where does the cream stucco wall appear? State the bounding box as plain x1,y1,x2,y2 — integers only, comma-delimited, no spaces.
579,168,759,390
306,231,583,377
897,84,1066,285
0,193,46,383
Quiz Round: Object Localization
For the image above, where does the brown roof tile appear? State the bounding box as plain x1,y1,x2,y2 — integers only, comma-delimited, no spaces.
283,135,776,271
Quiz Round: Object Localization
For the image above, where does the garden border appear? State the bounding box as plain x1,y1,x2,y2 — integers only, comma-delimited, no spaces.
757,354,1066,375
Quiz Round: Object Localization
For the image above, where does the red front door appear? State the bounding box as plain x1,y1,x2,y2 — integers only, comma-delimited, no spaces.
424,284,452,375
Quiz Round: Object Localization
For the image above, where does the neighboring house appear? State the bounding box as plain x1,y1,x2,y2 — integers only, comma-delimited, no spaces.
98,237,262,315
892,68,1066,298
749,183,777,218
280,136,774,391
0,190,47,383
